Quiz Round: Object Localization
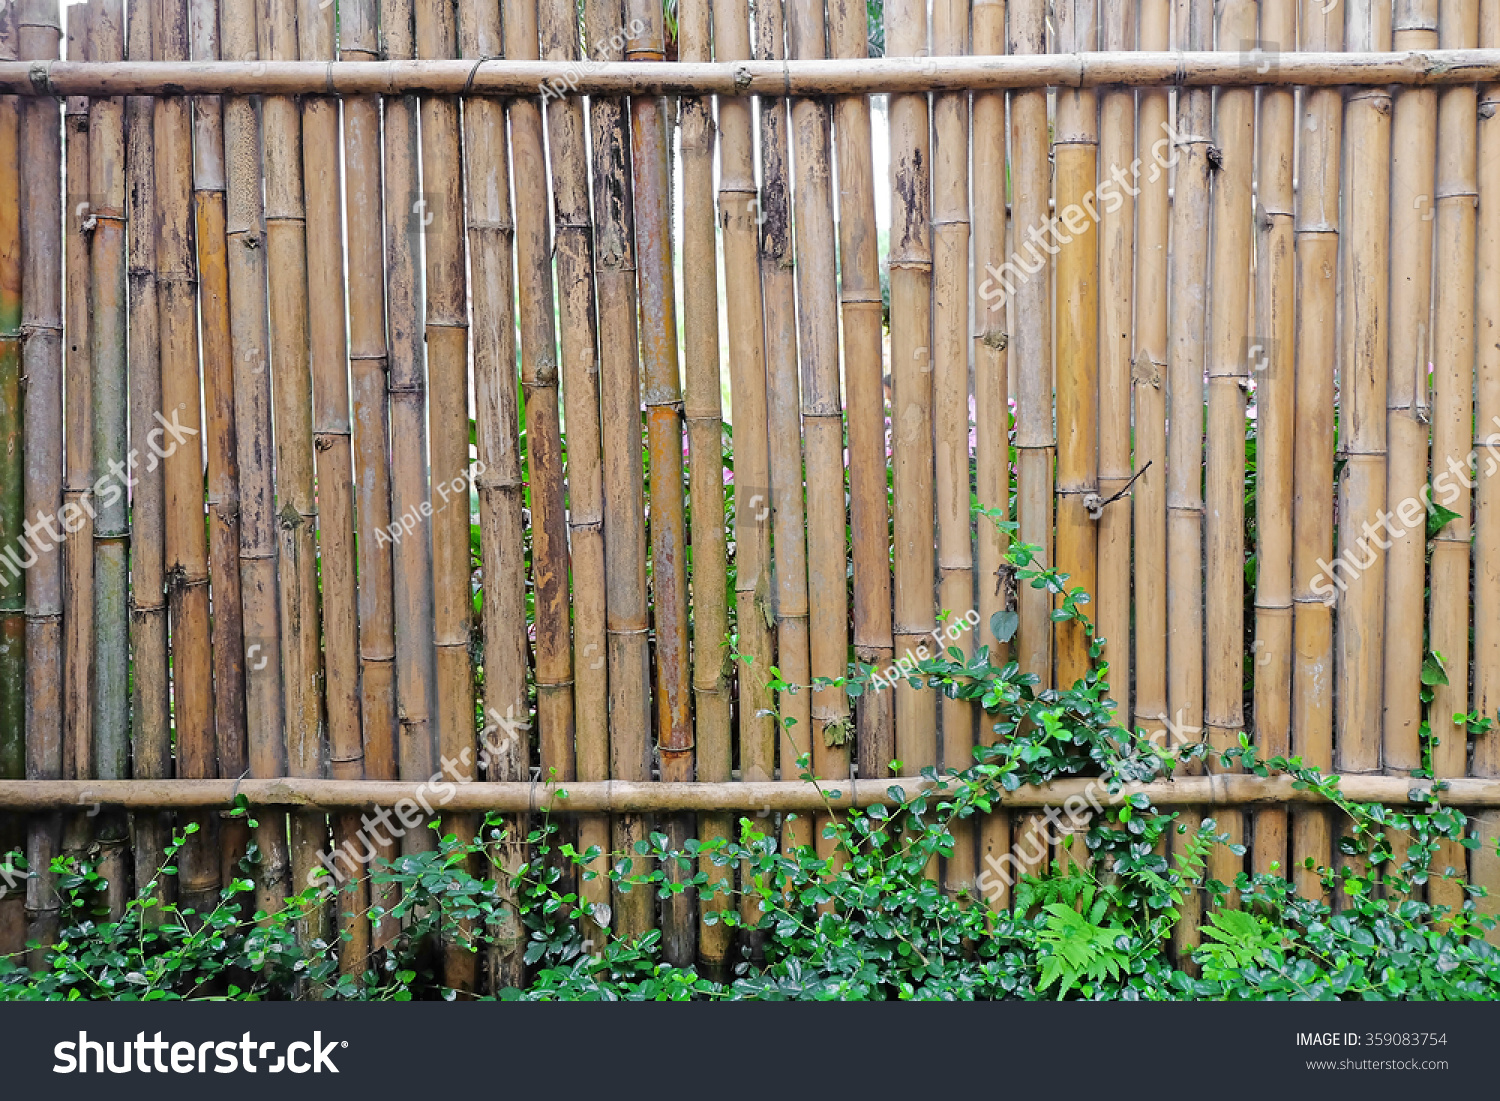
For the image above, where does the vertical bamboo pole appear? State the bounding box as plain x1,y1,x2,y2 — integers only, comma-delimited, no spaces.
298,0,363,957
188,0,249,899
829,0,893,786
221,0,288,918
753,0,812,859
1054,0,1098,694
676,0,733,976
1428,0,1478,913
1203,0,1258,896
888,0,935,788
259,0,328,959
790,0,853,871
124,0,170,917
342,0,394,954
1096,0,1134,729
1292,0,1343,901
1133,0,1169,750
19,0,63,959
87,0,130,915
413,0,476,993
539,0,613,961
1167,0,1212,958
1473,0,1500,926
380,0,437,823
1253,0,1297,879
928,0,972,894
0,0,22,952
971,0,1011,909
1386,0,1438,780
585,0,653,941
624,0,692,962
1009,0,1052,690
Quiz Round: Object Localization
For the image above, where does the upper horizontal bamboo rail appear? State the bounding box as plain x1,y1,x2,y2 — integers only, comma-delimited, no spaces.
6,50,1500,96
1,774,1495,811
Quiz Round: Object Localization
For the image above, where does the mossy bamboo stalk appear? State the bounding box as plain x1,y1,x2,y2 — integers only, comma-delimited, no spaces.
676,0,732,976
828,0,893,787
888,0,935,791
220,0,288,919
928,0,972,895
19,0,64,960
970,0,1011,910
413,0,477,993
1428,0,1478,913
1009,0,1051,691
1252,0,1296,879
0,0,22,956
585,0,653,941
752,0,811,861
1292,0,1343,901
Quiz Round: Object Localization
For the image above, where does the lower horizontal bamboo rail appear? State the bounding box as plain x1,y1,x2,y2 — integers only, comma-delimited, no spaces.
4,51,1500,97
0,774,1495,812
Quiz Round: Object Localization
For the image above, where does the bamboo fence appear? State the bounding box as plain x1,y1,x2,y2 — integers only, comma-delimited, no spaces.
4,0,1500,985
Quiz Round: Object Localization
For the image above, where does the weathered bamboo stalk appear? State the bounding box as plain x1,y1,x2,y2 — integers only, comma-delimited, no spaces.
752,0,811,863
585,0,653,942
929,0,972,895
970,0,1010,911
1252,0,1296,879
888,0,935,792
676,0,733,976
0,3,21,951
1292,0,1343,901
1009,0,1052,692
1428,0,1478,913
413,0,477,994
221,0,288,919
19,0,63,960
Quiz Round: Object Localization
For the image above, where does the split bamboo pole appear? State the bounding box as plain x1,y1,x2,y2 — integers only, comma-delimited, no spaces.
1053,0,1098,694
888,0,936,792
1386,0,1438,780
259,0,328,959
1203,0,1258,895
1427,0,1478,914
1009,0,1052,692
1095,0,1134,730
380,0,437,824
753,0,812,860
124,0,170,917
458,0,524,990
1474,0,1500,925
970,0,1011,911
676,0,733,976
585,0,653,942
0,0,22,955
19,0,64,960
539,0,613,962
1132,0,1169,751
625,0,692,962
298,0,363,958
86,0,129,916
1252,0,1296,879
1292,0,1343,901
413,0,476,994
188,0,248,901
342,0,394,953
1166,0,1213,958
221,0,288,918
929,0,972,895
829,0,893,787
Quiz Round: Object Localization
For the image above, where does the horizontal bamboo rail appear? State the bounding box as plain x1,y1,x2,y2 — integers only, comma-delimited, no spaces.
5,50,1500,95
1,775,1495,811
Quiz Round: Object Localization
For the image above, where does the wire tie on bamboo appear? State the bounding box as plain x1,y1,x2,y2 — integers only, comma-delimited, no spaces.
462,54,495,95
1086,461,1153,519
